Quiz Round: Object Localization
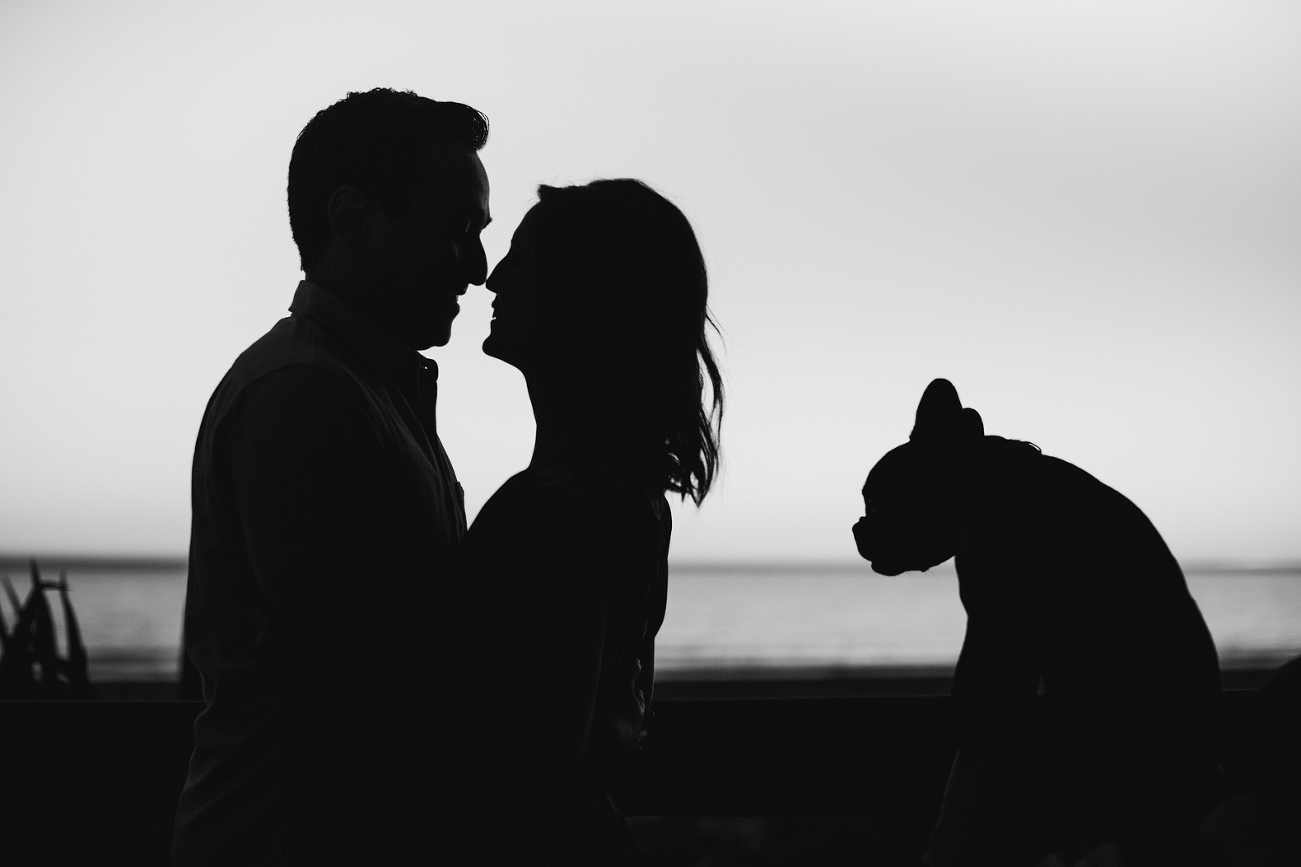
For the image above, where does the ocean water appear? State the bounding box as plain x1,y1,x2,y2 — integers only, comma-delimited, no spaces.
656,566,1301,677
3,564,1299,682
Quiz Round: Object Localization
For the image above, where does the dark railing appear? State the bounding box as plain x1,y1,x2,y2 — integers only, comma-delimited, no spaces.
0,691,1258,865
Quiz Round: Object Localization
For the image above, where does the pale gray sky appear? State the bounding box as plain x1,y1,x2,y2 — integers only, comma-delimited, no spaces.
2,0,1298,563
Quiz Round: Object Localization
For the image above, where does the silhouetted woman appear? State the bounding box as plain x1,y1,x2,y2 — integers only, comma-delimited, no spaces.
448,179,722,864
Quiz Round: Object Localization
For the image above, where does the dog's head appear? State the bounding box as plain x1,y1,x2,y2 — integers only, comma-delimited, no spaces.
852,379,984,575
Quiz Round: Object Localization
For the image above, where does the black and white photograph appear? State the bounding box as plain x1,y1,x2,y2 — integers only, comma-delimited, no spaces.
1,2,1298,864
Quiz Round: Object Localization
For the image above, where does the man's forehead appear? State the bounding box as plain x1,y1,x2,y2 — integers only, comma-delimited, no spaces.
421,138,488,195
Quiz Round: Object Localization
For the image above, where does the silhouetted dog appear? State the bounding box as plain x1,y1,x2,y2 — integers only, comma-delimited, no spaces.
853,379,1222,865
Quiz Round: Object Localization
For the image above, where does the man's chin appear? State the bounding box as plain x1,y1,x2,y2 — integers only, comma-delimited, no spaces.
411,321,454,350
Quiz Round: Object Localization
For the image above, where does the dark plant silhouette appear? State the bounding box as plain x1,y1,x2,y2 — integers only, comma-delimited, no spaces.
0,560,95,699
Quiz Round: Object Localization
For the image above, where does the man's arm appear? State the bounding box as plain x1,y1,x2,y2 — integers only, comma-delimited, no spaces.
224,364,427,706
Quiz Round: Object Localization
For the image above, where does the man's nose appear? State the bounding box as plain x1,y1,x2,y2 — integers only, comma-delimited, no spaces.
462,235,488,287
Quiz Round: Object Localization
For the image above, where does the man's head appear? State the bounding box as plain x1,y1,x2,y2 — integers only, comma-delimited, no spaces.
288,88,490,349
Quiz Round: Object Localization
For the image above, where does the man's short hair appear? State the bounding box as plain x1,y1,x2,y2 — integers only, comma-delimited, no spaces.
288,88,489,271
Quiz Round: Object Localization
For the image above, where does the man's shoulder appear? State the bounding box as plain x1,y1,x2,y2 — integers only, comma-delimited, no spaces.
229,313,345,380
202,314,373,428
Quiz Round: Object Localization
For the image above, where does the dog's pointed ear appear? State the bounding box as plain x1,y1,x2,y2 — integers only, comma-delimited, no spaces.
911,379,963,442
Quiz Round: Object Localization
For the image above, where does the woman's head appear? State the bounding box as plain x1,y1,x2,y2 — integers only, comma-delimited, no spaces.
485,179,723,504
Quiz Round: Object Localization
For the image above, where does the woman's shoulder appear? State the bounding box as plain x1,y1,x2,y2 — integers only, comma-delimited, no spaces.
517,457,668,556
524,456,664,514
471,458,665,540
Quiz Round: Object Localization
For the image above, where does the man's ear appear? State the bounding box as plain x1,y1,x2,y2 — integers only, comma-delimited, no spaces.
910,379,964,443
326,186,370,254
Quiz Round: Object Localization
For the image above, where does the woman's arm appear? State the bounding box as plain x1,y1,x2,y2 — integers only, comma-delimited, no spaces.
468,480,616,803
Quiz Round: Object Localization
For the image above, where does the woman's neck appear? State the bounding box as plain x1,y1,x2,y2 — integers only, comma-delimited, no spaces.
524,372,650,473
526,373,597,469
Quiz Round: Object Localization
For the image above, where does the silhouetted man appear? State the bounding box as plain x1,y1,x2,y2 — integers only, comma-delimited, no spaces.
172,89,490,865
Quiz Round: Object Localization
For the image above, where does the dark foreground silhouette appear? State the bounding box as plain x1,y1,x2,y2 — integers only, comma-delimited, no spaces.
853,379,1222,866
1201,654,1301,864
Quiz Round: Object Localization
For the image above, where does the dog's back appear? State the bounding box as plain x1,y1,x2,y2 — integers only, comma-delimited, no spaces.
957,450,1220,722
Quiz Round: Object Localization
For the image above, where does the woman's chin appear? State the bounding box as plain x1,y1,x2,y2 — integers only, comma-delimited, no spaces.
481,330,506,358
481,332,523,369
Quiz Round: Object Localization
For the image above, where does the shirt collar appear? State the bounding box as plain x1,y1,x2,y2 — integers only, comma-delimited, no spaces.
288,280,439,383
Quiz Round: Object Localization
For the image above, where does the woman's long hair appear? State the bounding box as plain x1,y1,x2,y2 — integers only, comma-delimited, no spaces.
530,179,723,504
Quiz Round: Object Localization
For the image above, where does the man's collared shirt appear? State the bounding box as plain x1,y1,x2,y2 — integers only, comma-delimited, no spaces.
173,281,466,863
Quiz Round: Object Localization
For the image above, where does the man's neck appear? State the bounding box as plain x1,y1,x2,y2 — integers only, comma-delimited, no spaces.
303,269,413,353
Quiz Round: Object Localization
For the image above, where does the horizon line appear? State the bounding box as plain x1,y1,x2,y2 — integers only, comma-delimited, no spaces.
2,552,1299,576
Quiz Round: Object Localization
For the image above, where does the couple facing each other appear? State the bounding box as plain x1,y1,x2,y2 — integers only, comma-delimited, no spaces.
173,88,720,864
